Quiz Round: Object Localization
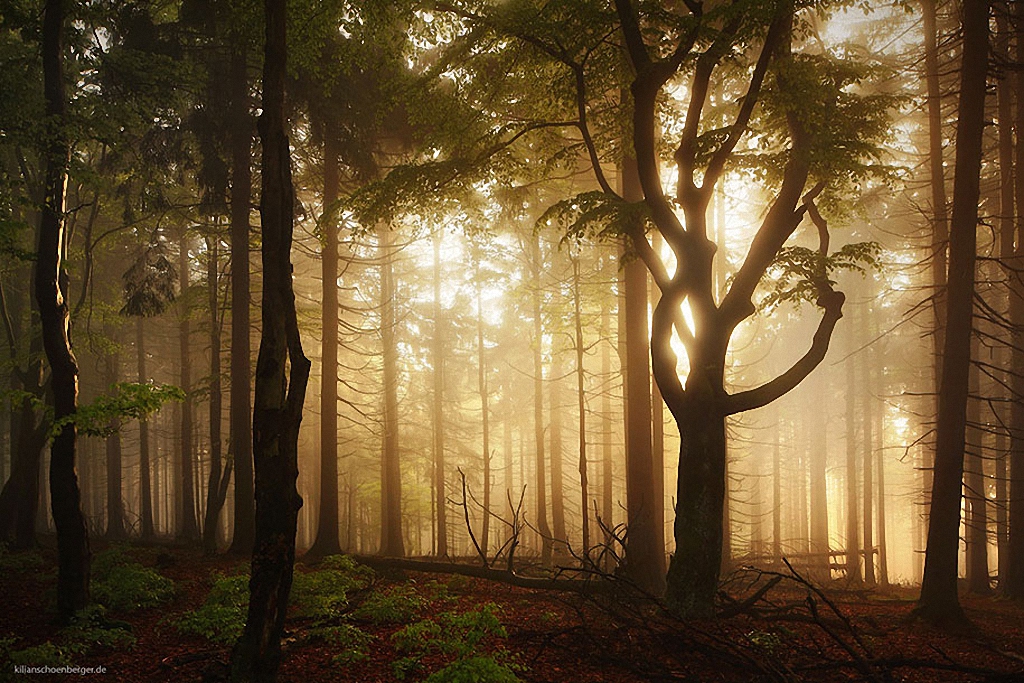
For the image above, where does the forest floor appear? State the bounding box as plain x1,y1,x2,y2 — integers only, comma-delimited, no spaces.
1,541,1023,682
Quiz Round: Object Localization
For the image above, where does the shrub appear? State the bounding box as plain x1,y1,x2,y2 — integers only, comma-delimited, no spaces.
174,573,249,644
292,555,374,620
352,584,428,625
307,623,375,665
91,546,174,612
391,604,522,682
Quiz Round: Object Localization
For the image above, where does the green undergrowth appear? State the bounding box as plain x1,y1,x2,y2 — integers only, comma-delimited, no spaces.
391,603,523,682
0,544,45,573
0,605,135,682
91,546,175,612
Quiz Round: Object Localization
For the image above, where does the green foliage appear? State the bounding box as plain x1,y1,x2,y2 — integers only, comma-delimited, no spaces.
391,604,522,682
91,546,175,612
423,656,524,683
759,241,881,311
745,629,781,653
0,606,134,680
59,605,136,653
307,624,375,665
536,191,650,245
757,51,902,203
0,544,44,572
174,573,250,645
291,554,375,620
53,382,185,439
352,584,429,625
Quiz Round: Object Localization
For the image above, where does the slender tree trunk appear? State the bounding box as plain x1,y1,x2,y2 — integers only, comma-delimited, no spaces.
230,1,310,676
621,156,665,595
773,411,782,565
475,252,491,557
966,340,989,593
179,229,198,541
862,338,875,587
379,224,403,557
432,230,447,558
308,134,341,558
873,347,889,588
601,297,613,548
649,236,665,554
1003,0,1024,602
531,234,552,566
137,316,155,540
203,236,227,554
809,369,829,580
105,347,125,539
572,251,590,553
845,353,861,583
38,0,89,621
228,42,255,556
917,0,989,624
550,346,567,553
995,20,1013,589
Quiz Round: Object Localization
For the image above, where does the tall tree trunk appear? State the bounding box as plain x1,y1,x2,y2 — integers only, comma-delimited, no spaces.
572,251,590,553
550,345,567,553
995,21,1014,591
475,251,491,558
873,354,889,588
965,341,989,593
230,1,311,677
203,236,228,554
649,236,666,554
379,224,403,557
228,42,255,556
862,337,875,587
773,410,782,565
432,230,447,558
601,296,613,549
105,347,125,539
1003,0,1024,602
917,0,989,625
621,156,665,595
137,316,155,540
308,134,341,558
38,0,89,621
531,234,552,565
809,369,829,580
845,353,861,583
179,229,198,541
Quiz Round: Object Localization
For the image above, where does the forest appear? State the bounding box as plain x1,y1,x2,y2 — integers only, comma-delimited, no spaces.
1,0,1024,681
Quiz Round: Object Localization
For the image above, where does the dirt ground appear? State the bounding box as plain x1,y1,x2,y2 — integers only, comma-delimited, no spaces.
2,542,1023,682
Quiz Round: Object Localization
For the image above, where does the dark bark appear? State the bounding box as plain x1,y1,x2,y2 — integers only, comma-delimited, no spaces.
621,156,665,595
965,342,988,593
37,0,89,621
1005,0,1024,602
203,236,229,554
230,1,311,678
228,42,255,556
916,0,989,625
600,298,614,551
614,1,843,613
308,134,342,558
